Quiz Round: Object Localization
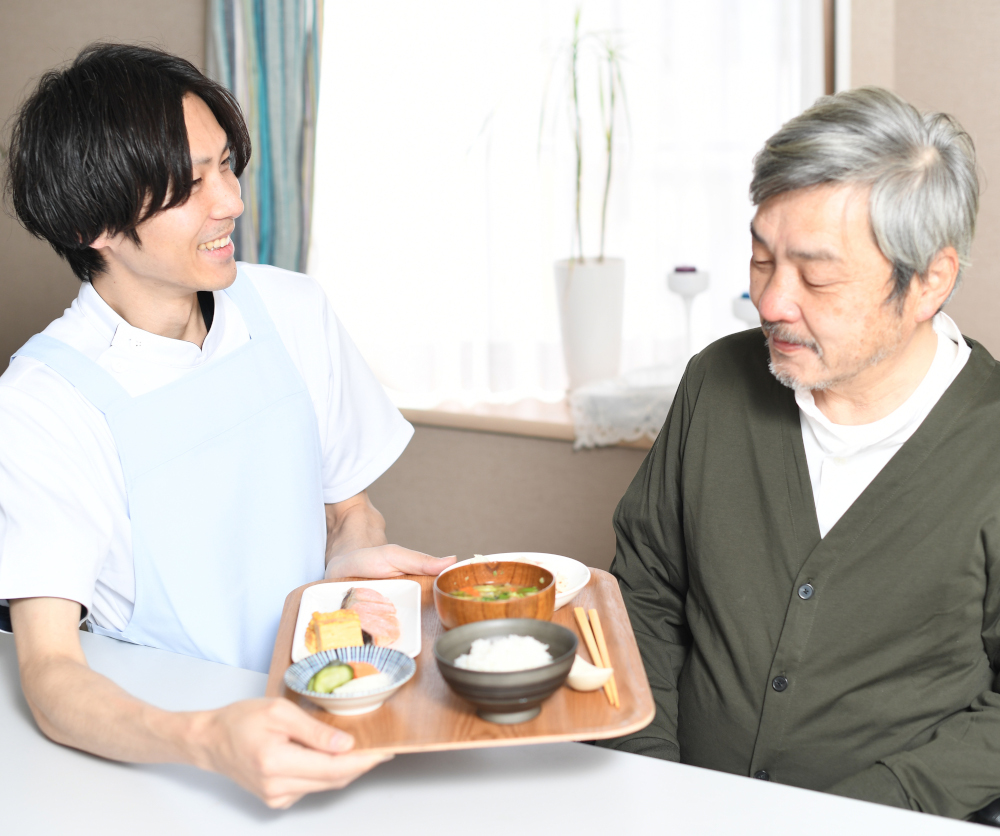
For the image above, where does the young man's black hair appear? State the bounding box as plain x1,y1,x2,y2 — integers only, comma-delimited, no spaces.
4,42,251,282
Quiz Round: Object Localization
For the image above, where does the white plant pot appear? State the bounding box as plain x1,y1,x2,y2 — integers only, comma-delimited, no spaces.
554,258,625,390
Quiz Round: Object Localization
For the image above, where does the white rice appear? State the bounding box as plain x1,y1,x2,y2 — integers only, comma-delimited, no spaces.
453,635,553,672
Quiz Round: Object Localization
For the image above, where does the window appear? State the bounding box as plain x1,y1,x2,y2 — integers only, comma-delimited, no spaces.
308,0,826,402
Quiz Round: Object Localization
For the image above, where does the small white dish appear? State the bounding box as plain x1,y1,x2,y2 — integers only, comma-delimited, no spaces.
450,553,591,610
292,579,422,662
285,645,416,715
566,654,614,691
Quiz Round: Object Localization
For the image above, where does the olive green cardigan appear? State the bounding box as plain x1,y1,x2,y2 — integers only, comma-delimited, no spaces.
601,329,1000,819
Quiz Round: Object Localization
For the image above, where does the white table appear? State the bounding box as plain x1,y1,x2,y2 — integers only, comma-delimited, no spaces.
0,632,976,835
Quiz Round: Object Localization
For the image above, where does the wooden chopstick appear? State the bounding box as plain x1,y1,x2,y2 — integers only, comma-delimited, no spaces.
573,606,602,664
589,609,620,708
589,610,619,708
574,606,616,708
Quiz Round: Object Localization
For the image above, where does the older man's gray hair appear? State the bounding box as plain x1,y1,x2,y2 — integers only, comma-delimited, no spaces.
750,86,979,305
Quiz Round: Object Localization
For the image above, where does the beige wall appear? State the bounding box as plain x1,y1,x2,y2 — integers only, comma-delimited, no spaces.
0,0,206,370
852,0,1000,355
851,0,896,89
367,426,648,571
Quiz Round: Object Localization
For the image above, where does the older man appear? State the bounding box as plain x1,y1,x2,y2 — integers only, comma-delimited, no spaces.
600,87,1000,821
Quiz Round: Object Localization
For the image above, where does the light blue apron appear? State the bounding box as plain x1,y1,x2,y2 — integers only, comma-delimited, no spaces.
13,270,327,672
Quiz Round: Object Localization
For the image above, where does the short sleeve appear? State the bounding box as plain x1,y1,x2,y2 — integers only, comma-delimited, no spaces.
0,362,118,619
317,298,413,503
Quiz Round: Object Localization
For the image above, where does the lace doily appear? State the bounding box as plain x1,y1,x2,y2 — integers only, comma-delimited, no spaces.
569,365,679,449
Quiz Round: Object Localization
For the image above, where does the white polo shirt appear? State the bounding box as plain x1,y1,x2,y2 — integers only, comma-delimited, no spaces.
797,312,970,538
0,263,413,630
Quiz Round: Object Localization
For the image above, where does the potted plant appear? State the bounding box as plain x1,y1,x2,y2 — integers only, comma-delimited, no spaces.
547,9,628,390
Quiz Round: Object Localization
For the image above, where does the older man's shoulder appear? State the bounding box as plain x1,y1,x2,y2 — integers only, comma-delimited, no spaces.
684,328,772,389
960,338,1000,405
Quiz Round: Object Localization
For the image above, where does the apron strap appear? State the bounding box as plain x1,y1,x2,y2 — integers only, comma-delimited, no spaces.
223,268,279,339
12,334,131,414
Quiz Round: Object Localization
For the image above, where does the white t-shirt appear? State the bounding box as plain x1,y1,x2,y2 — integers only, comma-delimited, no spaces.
0,263,413,630
797,312,970,538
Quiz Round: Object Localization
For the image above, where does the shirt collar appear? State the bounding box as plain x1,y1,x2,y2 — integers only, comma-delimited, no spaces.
795,312,964,455
77,281,224,367
77,281,124,345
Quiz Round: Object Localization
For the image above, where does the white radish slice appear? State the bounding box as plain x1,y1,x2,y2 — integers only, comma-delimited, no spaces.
333,673,393,695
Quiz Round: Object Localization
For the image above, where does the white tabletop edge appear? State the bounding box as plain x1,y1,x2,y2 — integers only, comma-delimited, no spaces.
0,632,977,835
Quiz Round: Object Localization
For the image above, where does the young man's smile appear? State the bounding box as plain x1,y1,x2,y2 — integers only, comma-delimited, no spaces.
196,232,235,257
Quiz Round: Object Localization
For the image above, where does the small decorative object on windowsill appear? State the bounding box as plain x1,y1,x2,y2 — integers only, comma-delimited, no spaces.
668,266,710,361
732,292,760,328
546,9,629,391
569,364,678,449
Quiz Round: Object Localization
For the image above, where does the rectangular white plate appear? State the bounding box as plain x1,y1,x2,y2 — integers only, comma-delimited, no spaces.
291,579,422,662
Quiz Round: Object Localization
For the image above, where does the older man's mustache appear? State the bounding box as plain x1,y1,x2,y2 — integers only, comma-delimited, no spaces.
760,319,823,358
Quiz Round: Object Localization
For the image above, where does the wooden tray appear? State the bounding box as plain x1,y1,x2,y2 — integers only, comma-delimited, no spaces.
265,569,654,754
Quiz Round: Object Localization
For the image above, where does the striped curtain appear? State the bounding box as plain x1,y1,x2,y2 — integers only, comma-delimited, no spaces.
206,1,322,271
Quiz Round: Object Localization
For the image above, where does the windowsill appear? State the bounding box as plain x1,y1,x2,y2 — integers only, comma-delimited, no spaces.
399,398,654,450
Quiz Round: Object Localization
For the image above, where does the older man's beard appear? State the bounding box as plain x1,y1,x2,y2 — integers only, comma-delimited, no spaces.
761,319,895,392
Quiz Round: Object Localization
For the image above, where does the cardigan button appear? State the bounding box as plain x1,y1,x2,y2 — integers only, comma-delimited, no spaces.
798,583,814,600
754,770,770,780
772,676,788,692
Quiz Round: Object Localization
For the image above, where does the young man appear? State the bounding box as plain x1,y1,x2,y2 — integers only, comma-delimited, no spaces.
599,88,1000,821
0,43,453,807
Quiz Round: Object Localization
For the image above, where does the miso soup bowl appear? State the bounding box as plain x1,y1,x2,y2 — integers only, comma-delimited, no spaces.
434,618,577,724
433,561,556,630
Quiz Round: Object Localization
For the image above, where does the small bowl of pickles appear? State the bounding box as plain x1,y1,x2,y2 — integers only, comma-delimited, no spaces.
284,645,416,715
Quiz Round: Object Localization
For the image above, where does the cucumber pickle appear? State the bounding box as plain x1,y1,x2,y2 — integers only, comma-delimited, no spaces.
307,662,354,693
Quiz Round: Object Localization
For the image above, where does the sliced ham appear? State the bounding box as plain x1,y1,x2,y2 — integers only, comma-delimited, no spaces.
341,587,401,646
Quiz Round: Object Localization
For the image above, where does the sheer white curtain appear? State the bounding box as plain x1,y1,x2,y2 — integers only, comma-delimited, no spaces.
308,0,825,402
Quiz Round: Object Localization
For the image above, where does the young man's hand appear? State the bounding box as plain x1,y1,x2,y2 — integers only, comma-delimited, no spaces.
190,698,391,808
325,543,456,579
324,491,456,578
10,597,391,809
